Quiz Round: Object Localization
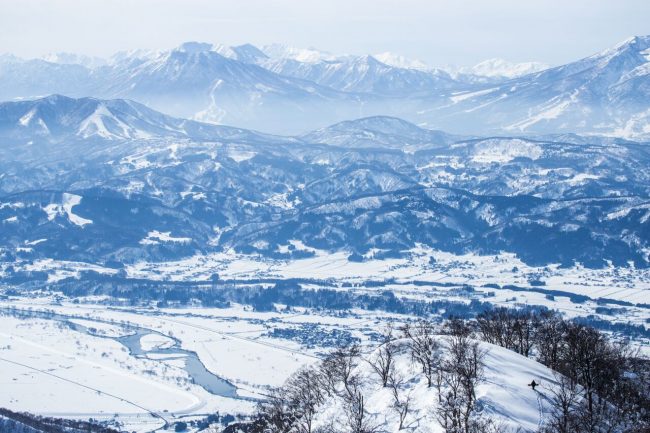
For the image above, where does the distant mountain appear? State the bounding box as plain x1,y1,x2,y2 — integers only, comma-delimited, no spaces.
258,45,457,96
40,52,107,69
373,52,429,70
0,94,281,144
461,58,549,78
0,36,648,137
212,43,269,64
301,116,461,151
261,44,340,63
0,56,93,101
261,52,457,96
99,42,356,129
0,94,186,141
423,36,650,138
1,96,649,269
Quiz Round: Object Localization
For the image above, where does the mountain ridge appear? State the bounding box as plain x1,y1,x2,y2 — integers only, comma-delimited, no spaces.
1,95,649,268
1,35,647,137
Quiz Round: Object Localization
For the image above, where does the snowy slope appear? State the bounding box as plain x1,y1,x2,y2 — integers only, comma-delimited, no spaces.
312,338,556,433
425,36,650,139
374,52,430,70
0,94,286,144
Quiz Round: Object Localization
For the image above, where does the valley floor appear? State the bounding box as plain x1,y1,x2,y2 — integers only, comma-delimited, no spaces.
0,250,648,431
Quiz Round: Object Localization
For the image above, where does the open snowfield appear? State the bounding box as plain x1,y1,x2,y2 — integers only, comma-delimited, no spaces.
0,296,397,431
0,306,259,432
11,246,650,305
0,246,648,431
0,283,647,432
120,247,650,304
114,247,650,338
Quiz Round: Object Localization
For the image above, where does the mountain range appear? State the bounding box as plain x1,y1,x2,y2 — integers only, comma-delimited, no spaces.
1,95,649,271
1,36,649,138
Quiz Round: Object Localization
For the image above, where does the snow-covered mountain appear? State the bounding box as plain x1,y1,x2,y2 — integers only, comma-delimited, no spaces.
261,53,458,96
212,43,269,64
0,43,366,133
461,58,549,78
261,44,345,64
98,42,357,130
426,36,650,138
373,52,429,70
0,94,279,143
301,115,461,151
0,36,648,138
1,96,649,268
40,52,107,69
0,94,186,141
257,44,456,96
0,56,94,101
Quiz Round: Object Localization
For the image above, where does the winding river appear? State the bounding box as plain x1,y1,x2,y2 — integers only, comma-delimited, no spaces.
2,308,242,400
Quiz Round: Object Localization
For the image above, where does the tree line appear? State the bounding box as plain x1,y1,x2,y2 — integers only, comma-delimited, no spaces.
475,308,649,433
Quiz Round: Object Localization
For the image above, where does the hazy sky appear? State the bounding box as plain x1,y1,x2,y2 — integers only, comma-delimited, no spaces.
1,0,648,67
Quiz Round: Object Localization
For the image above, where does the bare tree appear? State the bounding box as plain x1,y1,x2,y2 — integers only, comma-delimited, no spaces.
258,386,297,433
436,371,464,433
285,367,326,433
541,373,581,433
443,317,473,340
513,310,539,357
320,343,362,400
344,387,379,433
387,369,412,430
367,325,397,387
476,308,540,357
534,311,566,370
257,365,326,433
437,334,487,433
405,320,442,387
561,324,619,425
476,308,516,349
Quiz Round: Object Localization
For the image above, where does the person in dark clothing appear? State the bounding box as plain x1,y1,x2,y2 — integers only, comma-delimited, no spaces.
528,380,538,390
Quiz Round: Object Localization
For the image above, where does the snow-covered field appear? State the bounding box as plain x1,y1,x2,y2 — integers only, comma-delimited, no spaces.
0,286,647,432
0,297,392,431
0,303,273,432
14,246,648,305
0,247,648,431
120,247,650,305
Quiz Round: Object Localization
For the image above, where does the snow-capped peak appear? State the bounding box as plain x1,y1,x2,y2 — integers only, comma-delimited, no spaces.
108,48,160,65
470,58,549,78
373,52,429,70
212,43,268,63
40,52,107,69
585,35,650,69
175,41,214,54
610,35,650,53
262,44,340,63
